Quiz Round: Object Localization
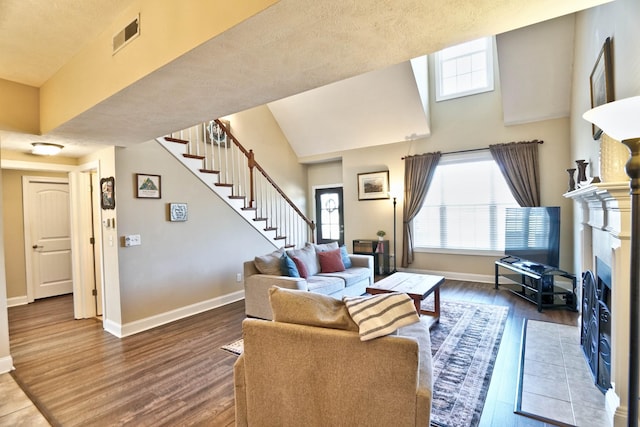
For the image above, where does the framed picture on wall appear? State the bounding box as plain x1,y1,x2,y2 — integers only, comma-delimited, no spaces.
100,177,115,210
169,203,188,222
589,37,614,140
357,171,390,201
136,174,161,199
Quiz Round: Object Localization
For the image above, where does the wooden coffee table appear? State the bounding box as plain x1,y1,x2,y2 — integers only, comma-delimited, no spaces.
366,272,444,327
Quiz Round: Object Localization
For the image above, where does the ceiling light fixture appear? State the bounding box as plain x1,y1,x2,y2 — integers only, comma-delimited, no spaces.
31,142,64,156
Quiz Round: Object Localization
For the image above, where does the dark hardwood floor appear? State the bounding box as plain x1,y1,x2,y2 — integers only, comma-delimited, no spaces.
8,280,579,426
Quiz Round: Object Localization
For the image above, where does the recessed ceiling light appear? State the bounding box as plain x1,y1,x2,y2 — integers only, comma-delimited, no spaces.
31,142,64,156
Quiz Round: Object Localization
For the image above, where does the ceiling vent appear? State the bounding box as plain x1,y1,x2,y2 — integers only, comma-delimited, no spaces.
113,15,140,55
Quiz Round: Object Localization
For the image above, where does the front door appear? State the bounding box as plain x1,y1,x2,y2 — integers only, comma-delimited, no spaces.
315,187,344,245
24,177,73,300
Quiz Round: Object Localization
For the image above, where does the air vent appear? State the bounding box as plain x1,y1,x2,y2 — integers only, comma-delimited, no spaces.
113,15,140,55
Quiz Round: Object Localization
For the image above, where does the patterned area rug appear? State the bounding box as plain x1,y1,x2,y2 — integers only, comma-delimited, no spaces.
427,300,509,427
222,299,508,427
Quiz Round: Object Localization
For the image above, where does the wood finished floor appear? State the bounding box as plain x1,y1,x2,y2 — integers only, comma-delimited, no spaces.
8,280,580,427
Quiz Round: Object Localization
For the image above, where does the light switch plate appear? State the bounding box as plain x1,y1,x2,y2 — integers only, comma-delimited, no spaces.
124,234,141,246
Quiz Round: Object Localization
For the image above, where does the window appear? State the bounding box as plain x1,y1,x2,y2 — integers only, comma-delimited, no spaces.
413,151,518,253
434,37,494,101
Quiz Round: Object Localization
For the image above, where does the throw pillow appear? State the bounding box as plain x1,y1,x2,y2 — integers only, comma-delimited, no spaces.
343,293,420,341
314,241,339,253
318,248,346,273
286,242,318,276
339,245,352,269
280,253,300,278
254,248,285,275
269,287,359,332
292,256,309,279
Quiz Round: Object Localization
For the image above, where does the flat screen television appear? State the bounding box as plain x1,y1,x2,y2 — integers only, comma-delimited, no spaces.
504,206,560,268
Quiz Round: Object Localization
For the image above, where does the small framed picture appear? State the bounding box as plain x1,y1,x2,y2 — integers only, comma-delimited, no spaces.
357,171,390,201
136,174,161,199
100,177,115,210
169,203,188,222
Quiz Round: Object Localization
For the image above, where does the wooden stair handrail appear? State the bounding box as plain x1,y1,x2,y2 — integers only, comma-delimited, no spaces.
214,119,316,239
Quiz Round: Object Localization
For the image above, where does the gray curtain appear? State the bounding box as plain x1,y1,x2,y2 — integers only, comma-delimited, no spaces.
402,152,441,268
489,140,541,207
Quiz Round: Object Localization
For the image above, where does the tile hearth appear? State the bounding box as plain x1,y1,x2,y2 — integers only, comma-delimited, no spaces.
518,320,609,427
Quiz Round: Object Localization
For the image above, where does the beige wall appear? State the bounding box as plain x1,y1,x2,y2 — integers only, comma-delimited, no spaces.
0,79,39,134
112,105,304,325
1,169,69,299
307,39,573,280
0,158,11,372
570,0,640,278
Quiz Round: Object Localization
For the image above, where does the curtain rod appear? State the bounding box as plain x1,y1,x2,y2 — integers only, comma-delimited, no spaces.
401,139,543,160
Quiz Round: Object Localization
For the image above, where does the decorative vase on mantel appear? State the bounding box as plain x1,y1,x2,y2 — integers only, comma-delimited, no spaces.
576,160,588,184
566,168,576,192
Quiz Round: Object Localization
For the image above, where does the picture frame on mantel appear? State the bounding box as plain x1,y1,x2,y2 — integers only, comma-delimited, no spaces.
357,171,390,201
589,37,614,140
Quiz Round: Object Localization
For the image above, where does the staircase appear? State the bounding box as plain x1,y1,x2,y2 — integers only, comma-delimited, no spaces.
156,119,314,249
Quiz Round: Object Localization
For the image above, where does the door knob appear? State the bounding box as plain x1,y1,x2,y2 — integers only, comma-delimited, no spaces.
32,245,43,249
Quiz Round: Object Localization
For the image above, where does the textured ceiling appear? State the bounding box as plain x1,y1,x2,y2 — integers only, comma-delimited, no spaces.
0,0,612,158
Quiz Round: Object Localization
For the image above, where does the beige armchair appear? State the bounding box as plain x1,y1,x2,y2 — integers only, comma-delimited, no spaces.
234,288,433,426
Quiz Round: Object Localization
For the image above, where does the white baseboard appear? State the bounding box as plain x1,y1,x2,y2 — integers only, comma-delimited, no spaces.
104,290,245,338
0,355,14,374
399,267,494,284
7,296,28,307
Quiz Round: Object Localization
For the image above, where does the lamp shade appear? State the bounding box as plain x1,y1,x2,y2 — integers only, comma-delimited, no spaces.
583,96,640,142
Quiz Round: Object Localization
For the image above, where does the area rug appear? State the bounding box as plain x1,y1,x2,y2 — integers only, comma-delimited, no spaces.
427,300,508,427
515,319,608,427
221,299,508,427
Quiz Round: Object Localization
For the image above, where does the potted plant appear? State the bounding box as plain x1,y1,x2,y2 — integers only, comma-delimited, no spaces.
376,230,386,241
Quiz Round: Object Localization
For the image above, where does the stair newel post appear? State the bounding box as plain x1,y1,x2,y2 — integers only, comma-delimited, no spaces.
248,149,256,209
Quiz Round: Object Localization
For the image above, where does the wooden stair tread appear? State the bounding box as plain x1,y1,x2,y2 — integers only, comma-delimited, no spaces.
199,169,219,174
264,227,277,231
215,183,233,187
165,137,188,144
183,154,205,160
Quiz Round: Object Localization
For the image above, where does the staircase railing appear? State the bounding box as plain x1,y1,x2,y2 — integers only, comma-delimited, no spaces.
165,119,315,248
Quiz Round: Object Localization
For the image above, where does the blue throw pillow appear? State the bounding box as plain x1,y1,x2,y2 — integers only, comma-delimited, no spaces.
281,253,300,277
340,245,352,269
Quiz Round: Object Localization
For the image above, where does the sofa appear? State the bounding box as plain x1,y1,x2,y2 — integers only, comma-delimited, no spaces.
234,287,433,426
243,242,374,320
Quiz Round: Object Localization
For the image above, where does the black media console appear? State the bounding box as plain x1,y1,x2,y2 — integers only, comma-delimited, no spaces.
494,256,577,312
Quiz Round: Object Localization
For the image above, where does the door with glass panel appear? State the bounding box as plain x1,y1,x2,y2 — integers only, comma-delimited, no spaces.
315,187,344,245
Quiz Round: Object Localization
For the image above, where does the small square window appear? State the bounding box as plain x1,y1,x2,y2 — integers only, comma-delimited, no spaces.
435,37,495,102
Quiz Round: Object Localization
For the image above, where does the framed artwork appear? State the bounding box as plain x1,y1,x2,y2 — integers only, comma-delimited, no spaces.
100,177,115,210
357,171,390,201
205,119,230,147
136,174,161,199
589,37,614,139
169,203,188,222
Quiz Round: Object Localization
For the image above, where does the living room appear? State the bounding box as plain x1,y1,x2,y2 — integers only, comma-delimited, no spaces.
1,0,640,425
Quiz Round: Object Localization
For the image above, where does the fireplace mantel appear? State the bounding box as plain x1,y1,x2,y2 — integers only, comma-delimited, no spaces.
565,180,631,427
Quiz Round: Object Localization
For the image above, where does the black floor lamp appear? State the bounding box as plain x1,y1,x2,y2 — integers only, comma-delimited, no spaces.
583,95,640,427
392,196,397,273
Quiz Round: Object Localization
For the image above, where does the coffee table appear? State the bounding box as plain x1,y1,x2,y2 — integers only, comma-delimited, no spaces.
366,272,444,327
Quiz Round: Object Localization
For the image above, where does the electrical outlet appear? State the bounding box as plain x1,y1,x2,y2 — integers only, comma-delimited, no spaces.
236,273,242,282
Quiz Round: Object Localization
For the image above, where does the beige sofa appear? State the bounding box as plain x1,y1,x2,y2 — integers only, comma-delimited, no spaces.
243,242,374,320
234,288,433,426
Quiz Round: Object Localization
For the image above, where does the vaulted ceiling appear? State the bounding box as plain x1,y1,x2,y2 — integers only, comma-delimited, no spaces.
0,0,612,159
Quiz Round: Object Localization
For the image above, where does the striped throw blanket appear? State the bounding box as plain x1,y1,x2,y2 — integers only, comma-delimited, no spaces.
343,292,419,341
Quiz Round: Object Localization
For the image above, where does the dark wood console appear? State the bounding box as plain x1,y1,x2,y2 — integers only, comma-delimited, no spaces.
494,256,577,312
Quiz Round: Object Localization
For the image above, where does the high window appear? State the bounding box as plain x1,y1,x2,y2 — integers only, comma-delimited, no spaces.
434,37,495,101
413,151,519,254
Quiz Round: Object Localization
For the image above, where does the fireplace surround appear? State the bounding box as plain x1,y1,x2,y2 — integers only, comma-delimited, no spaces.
565,181,631,426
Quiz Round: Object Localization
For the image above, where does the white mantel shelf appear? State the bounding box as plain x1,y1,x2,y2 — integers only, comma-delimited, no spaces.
564,181,631,241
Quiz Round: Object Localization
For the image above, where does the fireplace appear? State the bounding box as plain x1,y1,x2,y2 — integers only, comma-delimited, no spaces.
582,257,612,393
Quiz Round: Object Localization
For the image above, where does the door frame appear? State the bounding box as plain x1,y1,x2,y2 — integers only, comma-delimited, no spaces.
22,176,70,303
312,184,344,245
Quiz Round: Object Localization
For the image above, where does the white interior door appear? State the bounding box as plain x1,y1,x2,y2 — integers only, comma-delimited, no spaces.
24,177,73,300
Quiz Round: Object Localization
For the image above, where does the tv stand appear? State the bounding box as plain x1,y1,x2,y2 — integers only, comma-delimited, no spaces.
495,256,577,312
